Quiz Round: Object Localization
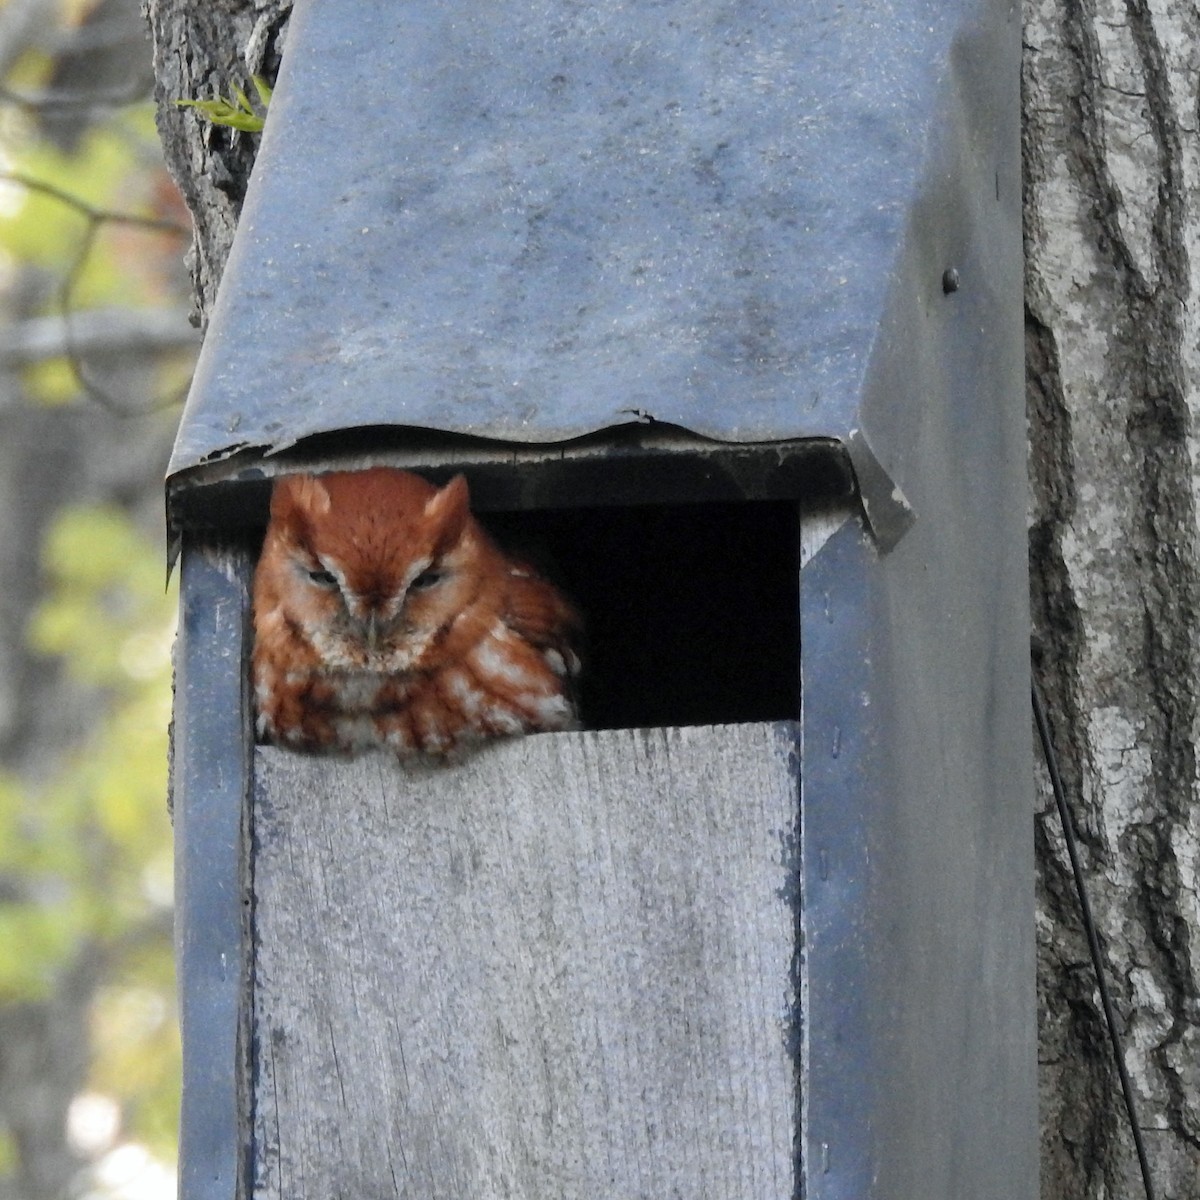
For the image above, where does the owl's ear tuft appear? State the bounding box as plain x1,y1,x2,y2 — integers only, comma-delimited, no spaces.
272,474,332,526
423,474,471,547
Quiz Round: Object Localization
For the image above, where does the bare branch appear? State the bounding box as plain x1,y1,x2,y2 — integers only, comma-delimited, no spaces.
0,307,199,366
0,79,149,115
0,171,189,235
0,171,195,415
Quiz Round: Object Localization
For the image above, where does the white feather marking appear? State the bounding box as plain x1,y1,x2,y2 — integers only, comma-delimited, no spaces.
316,554,349,592
379,628,436,673
401,557,434,589
444,669,485,718
307,627,360,669
420,728,451,754
409,704,454,754
481,706,526,736
471,637,535,687
526,692,575,728
381,726,414,753
333,715,382,751
333,674,386,710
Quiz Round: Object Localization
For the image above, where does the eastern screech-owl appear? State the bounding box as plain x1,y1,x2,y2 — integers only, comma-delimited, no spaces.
252,467,582,758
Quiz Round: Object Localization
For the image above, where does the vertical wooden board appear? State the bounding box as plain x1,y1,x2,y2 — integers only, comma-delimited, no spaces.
251,723,799,1200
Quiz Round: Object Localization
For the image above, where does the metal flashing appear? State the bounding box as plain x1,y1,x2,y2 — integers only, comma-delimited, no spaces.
173,543,253,1200
167,0,1020,551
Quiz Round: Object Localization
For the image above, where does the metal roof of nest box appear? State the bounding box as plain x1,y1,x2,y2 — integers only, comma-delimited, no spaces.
166,0,1020,551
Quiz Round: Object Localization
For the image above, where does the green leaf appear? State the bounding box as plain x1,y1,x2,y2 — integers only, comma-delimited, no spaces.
251,75,274,107
175,96,265,133
176,76,271,133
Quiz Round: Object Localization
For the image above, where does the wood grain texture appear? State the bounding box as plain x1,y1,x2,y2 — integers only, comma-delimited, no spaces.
250,724,799,1199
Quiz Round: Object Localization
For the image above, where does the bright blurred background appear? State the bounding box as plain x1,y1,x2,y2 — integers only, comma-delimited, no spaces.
0,1,198,1196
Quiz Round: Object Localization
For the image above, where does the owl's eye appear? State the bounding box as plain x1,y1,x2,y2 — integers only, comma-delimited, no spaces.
410,568,444,591
307,568,338,588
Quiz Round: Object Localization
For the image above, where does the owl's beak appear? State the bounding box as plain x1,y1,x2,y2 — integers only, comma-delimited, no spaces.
364,614,380,652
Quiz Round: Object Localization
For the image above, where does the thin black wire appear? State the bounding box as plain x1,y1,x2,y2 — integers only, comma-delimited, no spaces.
1032,680,1157,1200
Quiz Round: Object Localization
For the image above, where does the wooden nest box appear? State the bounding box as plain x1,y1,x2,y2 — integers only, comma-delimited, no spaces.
167,1,1036,1196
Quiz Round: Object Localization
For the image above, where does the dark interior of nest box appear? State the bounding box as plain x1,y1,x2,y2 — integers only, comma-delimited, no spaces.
242,494,802,731
483,500,800,730
225,436,825,732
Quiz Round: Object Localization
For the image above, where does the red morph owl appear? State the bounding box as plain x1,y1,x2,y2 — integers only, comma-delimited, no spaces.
251,467,582,758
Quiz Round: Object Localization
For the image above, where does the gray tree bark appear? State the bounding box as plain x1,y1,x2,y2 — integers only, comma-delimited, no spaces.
1024,0,1200,1195
146,0,291,324
149,0,1200,1196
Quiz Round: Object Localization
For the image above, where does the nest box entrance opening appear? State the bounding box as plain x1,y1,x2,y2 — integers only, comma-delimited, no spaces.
208,435,835,751
485,499,800,731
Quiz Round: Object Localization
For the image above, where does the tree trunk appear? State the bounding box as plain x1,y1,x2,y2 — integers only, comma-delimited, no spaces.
150,1,1200,1195
146,0,291,322
1024,0,1200,1195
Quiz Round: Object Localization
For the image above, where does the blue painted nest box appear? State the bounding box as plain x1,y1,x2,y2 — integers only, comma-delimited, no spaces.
168,0,1035,1197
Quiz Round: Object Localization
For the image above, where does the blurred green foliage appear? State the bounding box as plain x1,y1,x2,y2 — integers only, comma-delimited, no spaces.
0,117,155,264
0,1,190,1181
0,101,187,404
3,504,179,1153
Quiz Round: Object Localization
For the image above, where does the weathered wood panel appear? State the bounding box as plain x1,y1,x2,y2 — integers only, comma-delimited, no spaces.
251,723,799,1199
